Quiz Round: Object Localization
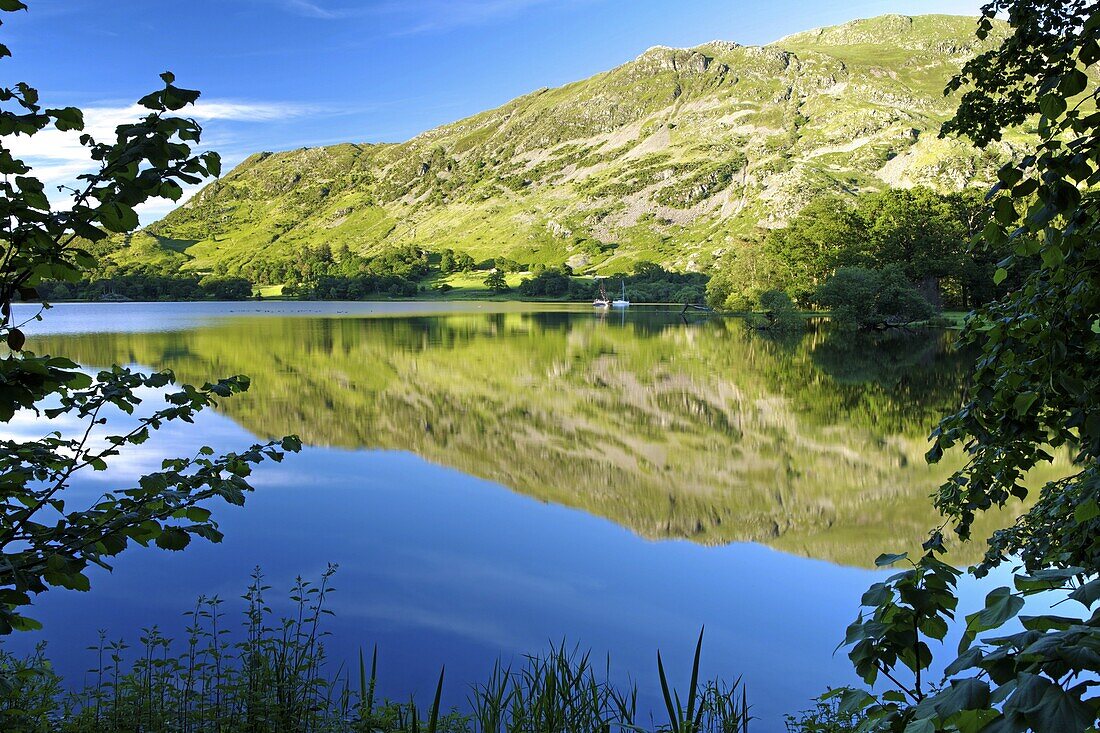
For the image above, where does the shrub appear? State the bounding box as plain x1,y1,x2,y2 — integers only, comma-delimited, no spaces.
672,285,705,304
751,289,804,333
199,275,253,300
785,696,863,732
815,266,935,330
517,268,571,297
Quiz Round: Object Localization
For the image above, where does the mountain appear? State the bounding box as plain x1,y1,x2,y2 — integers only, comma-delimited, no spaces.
127,14,1023,278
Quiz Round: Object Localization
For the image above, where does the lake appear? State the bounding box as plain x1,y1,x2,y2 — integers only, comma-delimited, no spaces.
4,301,1044,730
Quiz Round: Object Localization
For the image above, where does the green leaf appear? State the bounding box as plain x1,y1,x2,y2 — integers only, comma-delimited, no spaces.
960,587,1024,652
1013,392,1038,417
202,151,222,177
10,614,42,632
1039,93,1067,119
162,84,201,111
836,688,875,716
904,718,935,733
993,267,1008,285
98,202,139,233
6,328,25,351
47,106,83,132
1074,499,1099,524
953,709,1000,733
1058,69,1089,97
1040,245,1063,269
860,583,890,607
931,678,991,718
1069,578,1100,608
944,646,984,676
993,197,1017,225
1022,681,1095,733
1018,614,1080,632
875,552,908,567
1080,38,1100,65
159,180,184,201
52,572,90,592
154,527,191,551
1014,567,1084,592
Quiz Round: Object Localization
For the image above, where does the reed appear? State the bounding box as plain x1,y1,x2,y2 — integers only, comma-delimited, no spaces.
468,641,642,732
656,628,749,733
0,570,751,733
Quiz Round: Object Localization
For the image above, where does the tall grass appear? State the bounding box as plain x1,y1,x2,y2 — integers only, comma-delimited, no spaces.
0,569,750,732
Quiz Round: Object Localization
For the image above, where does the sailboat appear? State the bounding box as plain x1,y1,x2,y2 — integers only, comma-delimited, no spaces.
593,280,611,308
611,280,630,308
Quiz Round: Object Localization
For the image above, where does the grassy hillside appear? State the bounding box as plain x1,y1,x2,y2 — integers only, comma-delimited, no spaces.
113,14,1024,280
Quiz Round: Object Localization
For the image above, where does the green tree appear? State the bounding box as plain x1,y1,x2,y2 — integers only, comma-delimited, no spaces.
439,248,456,274
751,289,804,333
517,268,570,297
706,239,786,311
671,284,704,305
712,188,1002,312
484,269,508,292
453,251,476,272
859,189,962,284
199,274,253,300
829,3,1100,731
0,1,298,635
763,196,865,305
933,0,1100,574
851,187,1003,309
815,266,936,330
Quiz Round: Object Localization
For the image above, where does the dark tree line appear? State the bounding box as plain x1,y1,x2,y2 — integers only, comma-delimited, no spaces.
518,261,707,303
240,243,430,289
37,274,252,302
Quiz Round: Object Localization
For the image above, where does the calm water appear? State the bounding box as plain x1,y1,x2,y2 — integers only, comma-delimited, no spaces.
4,302,1041,730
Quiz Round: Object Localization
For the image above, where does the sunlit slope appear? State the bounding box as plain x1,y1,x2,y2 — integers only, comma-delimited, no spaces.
32,315,1066,567
118,14,1024,277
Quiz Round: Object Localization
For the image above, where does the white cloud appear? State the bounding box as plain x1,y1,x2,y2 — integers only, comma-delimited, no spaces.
133,192,198,225
255,0,569,32
189,100,316,121
281,0,341,18
244,0,347,19
6,99,313,225
379,0,563,34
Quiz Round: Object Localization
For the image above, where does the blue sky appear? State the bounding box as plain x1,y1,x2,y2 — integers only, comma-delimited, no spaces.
4,0,986,220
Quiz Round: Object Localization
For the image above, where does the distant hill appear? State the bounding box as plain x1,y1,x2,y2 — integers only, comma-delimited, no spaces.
124,14,1025,278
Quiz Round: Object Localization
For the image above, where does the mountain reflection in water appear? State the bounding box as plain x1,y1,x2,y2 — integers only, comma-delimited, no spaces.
29,305,1053,567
